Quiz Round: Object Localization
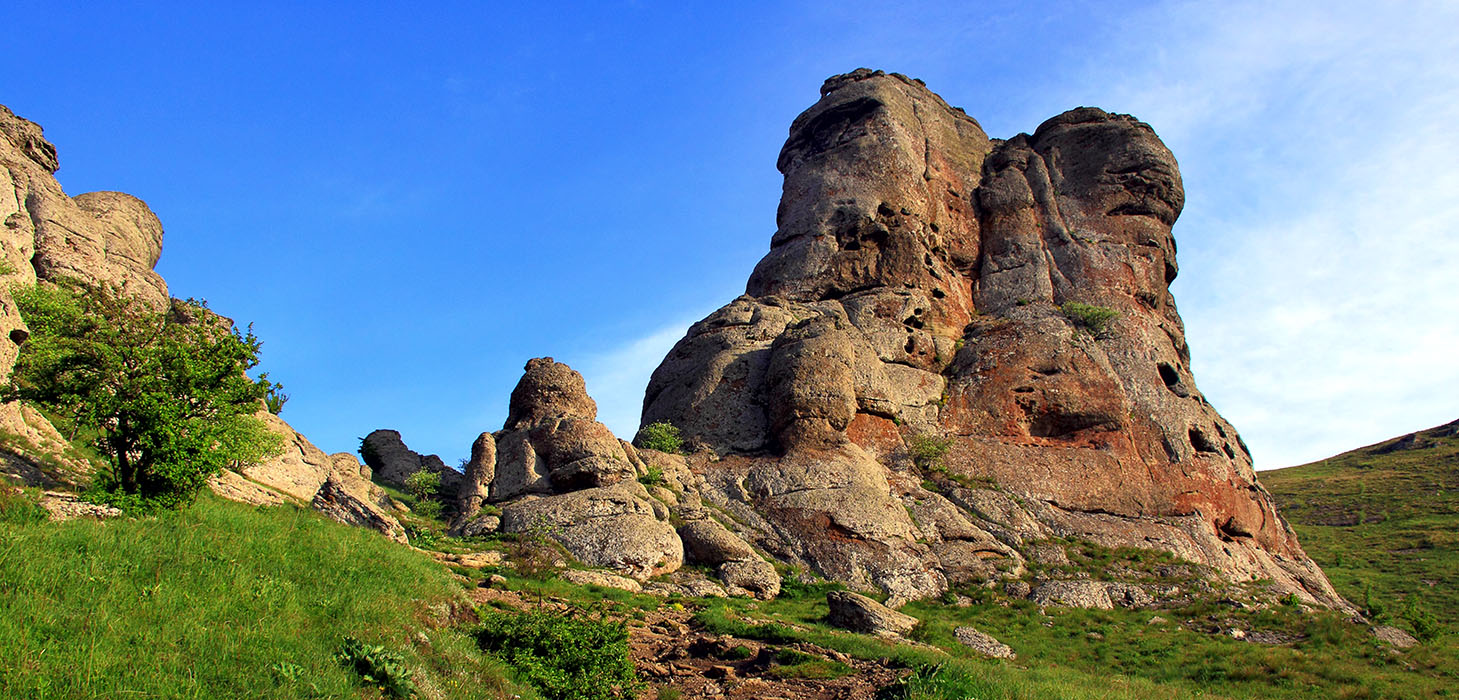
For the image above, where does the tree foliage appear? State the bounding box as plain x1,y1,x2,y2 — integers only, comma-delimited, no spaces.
4,281,282,507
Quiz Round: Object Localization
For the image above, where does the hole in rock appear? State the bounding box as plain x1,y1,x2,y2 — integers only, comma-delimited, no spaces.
932,288,945,299
904,338,916,354
1188,427,1221,453
9,328,29,345
1157,363,1180,388
1223,444,1236,460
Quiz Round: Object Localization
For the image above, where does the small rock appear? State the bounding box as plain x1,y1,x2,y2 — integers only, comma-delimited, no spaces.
561,569,644,593
1228,628,1247,640
826,590,919,636
1087,631,1104,641
1148,616,1167,625
953,626,1016,659
442,551,503,568
705,665,736,680
37,491,121,521
480,574,508,589
1027,580,1114,610
1371,625,1418,649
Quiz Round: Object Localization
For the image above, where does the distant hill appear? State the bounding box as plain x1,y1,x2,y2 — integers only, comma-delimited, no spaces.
1264,419,1459,638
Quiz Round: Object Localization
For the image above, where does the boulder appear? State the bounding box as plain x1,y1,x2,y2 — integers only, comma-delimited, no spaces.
953,626,1016,659
453,431,495,526
1027,580,1114,610
826,590,919,637
561,569,644,593
485,359,684,581
311,475,408,544
360,429,462,496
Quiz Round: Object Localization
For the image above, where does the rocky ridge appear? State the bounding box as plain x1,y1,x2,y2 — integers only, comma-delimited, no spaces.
639,69,1345,608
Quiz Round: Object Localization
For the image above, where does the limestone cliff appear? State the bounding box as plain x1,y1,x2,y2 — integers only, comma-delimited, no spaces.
641,69,1344,607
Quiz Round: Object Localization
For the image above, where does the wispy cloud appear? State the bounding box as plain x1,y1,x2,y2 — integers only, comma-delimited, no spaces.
577,320,699,441
1079,0,1459,467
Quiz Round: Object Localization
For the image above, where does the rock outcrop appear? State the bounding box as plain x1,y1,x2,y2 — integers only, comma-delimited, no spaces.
360,429,463,496
478,358,683,580
641,69,1344,608
0,104,406,543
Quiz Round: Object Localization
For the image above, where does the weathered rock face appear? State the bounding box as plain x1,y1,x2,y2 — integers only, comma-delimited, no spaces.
483,358,683,580
642,69,1343,608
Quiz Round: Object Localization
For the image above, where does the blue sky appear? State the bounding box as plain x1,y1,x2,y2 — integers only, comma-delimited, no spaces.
5,1,1456,469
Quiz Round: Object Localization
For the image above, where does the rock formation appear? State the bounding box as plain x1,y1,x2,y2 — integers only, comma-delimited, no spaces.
0,104,405,543
466,358,684,580
361,428,463,496
641,69,1344,607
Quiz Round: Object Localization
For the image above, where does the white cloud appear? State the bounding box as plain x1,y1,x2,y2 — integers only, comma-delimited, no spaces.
1077,0,1459,467
577,320,698,441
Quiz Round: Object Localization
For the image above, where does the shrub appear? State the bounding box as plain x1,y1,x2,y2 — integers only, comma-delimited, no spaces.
637,466,666,487
336,636,416,698
1060,302,1119,335
475,609,641,700
636,421,684,454
4,281,283,508
259,373,289,415
404,469,441,501
908,434,954,471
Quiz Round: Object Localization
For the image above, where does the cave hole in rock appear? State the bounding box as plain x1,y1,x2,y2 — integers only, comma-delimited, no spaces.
904,337,916,354
1157,362,1180,389
1223,444,1236,460
9,328,29,345
877,202,895,217
1188,426,1221,454
932,288,945,299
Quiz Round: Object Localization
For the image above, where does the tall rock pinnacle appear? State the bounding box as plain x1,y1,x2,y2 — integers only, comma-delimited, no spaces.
642,69,1343,607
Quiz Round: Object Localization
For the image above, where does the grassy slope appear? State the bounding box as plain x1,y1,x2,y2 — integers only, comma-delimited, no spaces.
1263,420,1459,674
0,489,530,700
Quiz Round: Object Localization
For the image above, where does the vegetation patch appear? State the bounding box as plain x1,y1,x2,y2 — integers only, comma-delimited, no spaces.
636,421,685,454
0,493,525,698
1060,302,1119,335
475,608,641,700
5,281,282,509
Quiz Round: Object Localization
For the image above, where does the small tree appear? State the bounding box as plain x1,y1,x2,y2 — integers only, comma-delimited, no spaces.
4,280,282,507
258,373,290,415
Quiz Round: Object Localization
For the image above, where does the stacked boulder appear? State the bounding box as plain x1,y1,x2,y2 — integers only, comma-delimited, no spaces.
458,358,683,580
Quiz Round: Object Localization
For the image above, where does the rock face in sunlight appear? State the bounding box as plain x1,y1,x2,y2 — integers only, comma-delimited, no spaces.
0,103,406,543
463,357,684,580
641,69,1346,608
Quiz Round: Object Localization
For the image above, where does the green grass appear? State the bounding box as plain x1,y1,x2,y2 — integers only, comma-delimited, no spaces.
1263,421,1459,636
0,490,530,699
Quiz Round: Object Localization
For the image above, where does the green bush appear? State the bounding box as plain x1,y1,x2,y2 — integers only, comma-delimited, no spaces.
259,373,290,415
875,663,996,700
475,608,641,700
336,636,416,698
1060,302,1120,335
637,466,666,487
907,434,954,471
4,282,283,507
404,469,441,501
636,421,684,454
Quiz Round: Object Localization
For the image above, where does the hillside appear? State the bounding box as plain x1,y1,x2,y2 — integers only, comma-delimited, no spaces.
1264,419,1459,640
